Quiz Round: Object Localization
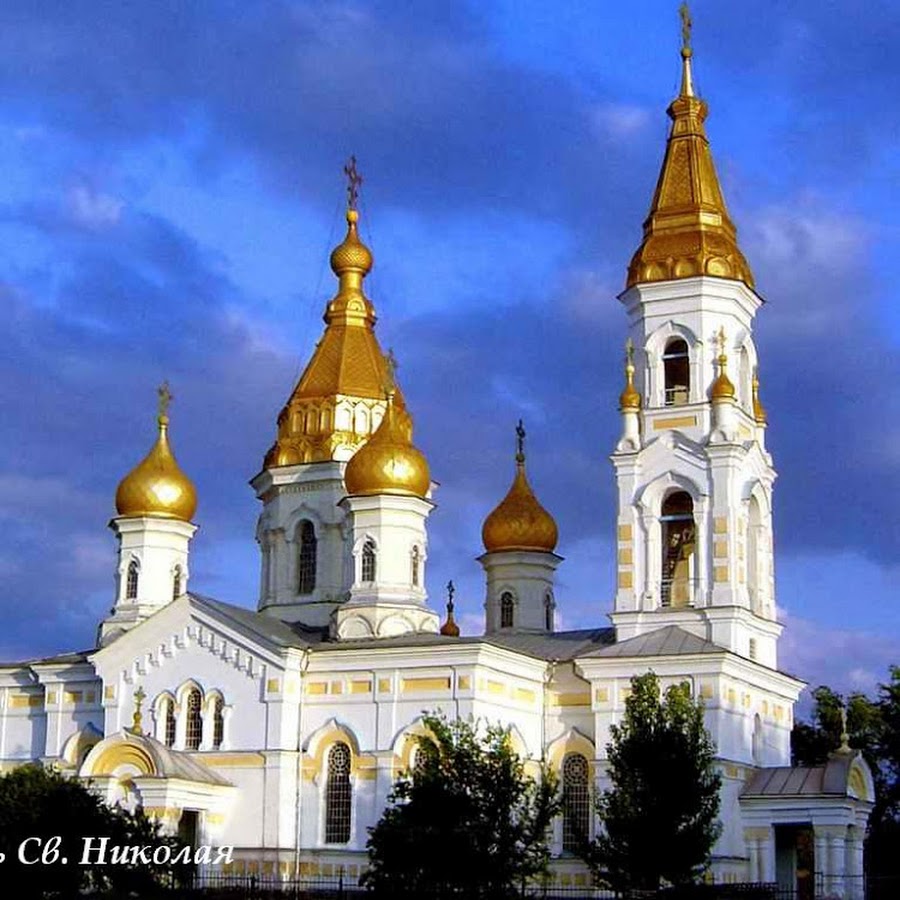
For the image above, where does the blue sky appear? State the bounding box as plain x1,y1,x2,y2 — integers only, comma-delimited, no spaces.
1,1,898,702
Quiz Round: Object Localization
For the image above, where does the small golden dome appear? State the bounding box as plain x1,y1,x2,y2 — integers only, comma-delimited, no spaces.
343,393,430,498
115,386,197,521
710,353,735,401
482,422,558,554
330,209,373,278
752,368,768,424
619,339,641,411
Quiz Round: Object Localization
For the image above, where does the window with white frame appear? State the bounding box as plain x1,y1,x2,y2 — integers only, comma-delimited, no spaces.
297,520,317,595
562,753,591,853
185,688,202,751
361,539,377,583
325,742,352,844
500,592,515,628
126,560,139,600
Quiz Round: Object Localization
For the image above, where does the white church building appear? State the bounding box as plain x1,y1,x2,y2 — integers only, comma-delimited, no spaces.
0,25,874,898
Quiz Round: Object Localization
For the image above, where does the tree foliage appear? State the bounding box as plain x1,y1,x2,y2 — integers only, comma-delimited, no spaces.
363,713,560,898
0,763,186,899
585,671,722,893
791,667,900,877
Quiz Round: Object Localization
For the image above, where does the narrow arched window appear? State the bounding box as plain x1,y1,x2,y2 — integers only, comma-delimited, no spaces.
500,592,515,629
663,338,690,406
297,520,317,595
325,743,352,844
164,698,176,747
185,689,202,751
172,565,182,601
661,491,695,608
212,696,224,750
544,593,554,631
411,546,420,587
126,560,139,600
752,714,763,765
747,496,762,614
562,754,590,853
361,539,377,583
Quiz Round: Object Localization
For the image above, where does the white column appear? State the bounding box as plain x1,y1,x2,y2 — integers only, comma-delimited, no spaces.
759,827,775,883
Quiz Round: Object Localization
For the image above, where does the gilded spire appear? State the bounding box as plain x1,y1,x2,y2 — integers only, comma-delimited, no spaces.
619,338,642,411
482,422,558,553
752,367,768,424
440,580,460,637
710,327,736,401
115,383,198,522
626,6,754,289
263,159,406,468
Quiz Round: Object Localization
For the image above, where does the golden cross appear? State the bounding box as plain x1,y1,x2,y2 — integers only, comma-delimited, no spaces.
716,326,727,357
679,2,692,53
515,419,526,462
343,155,363,210
157,381,173,418
625,337,635,366
131,685,146,734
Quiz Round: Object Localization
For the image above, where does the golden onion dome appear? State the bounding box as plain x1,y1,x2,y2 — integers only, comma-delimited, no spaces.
710,328,736,401
619,339,641,411
330,209,373,278
115,386,197,522
752,368,768,424
482,422,558,554
343,392,430,498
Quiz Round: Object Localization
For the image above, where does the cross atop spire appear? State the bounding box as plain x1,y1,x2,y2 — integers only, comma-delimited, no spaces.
679,2,693,55
515,419,526,465
157,381,173,421
343,155,363,210
131,685,146,735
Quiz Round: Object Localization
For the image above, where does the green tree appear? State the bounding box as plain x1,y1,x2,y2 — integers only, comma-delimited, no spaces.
0,763,188,899
586,671,722,893
363,712,560,898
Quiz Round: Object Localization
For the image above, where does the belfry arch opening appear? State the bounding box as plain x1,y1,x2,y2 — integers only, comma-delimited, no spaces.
663,338,690,406
660,491,695,608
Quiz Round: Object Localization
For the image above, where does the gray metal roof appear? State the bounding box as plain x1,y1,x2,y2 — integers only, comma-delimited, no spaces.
580,624,723,659
0,649,94,669
741,750,861,798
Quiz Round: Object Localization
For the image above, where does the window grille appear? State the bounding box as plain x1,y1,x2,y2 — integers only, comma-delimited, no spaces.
185,689,202,751
325,743,352,844
297,521,317,595
172,566,182,601
500,592,515,628
562,754,590,853
663,338,690,406
212,696,224,750
411,546,420,587
361,539,377,583
164,699,176,747
126,560,139,600
660,491,695,608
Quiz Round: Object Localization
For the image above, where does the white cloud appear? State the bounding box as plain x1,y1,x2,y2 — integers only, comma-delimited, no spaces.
66,184,123,230
592,103,651,139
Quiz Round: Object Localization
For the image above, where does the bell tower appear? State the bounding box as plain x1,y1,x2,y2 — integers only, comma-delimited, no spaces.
609,23,780,667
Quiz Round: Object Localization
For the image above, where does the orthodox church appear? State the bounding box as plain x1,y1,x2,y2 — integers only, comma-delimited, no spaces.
0,19,874,898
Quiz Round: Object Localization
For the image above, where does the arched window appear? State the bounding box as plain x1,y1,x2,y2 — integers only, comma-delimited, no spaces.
361,539,377,583
297,520,317,595
325,743,352,844
126,560,139,600
212,696,224,750
411,546,420,587
562,754,590,853
661,491,695,608
747,496,762,614
172,565,182,602
500,592,515,629
164,698,176,748
544,593,554,631
185,688,202,751
663,338,690,406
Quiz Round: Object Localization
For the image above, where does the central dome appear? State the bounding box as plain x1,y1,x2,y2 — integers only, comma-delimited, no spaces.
343,395,430,498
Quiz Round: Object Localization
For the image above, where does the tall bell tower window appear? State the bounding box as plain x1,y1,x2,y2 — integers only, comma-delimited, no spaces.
500,592,515,629
660,491,695,608
663,338,690,406
411,545,420,587
126,560,139,600
297,520,317,595
361,539,377,583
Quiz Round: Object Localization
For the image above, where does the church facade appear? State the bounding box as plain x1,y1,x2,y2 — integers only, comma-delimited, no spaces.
0,24,874,898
